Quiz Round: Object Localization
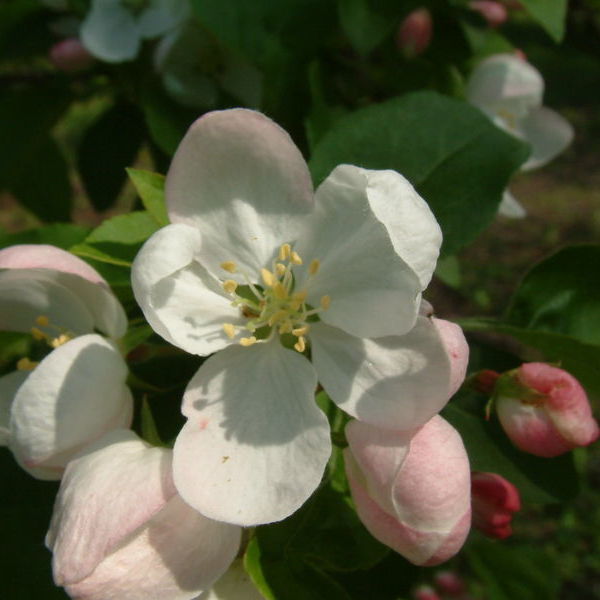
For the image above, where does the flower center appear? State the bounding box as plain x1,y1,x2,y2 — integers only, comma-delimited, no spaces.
496,107,518,132
220,243,330,353
16,315,74,372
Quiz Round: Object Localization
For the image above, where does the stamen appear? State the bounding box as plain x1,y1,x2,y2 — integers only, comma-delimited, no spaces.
279,321,293,334
279,243,291,260
50,334,71,348
223,323,236,339
275,263,287,277
17,357,38,371
31,327,48,341
291,251,303,265
222,279,238,294
268,310,288,326
273,282,288,300
292,326,309,336
309,259,320,275
35,315,50,327
294,336,306,353
261,268,275,288
221,261,237,273
240,336,258,347
320,295,331,310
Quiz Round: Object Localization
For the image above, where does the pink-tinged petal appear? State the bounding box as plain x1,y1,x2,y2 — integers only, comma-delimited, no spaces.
132,224,244,356
295,165,422,338
518,363,599,448
498,189,526,218
0,244,106,285
47,429,176,584
9,334,133,479
431,318,469,398
520,107,574,171
471,472,520,539
173,341,331,526
48,430,241,600
0,370,28,446
311,317,454,431
166,109,314,278
345,416,471,566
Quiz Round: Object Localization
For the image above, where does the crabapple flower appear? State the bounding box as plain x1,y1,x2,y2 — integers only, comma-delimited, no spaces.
81,0,190,63
131,108,460,526
0,244,132,479
466,53,574,218
471,472,520,539
396,8,433,57
469,1,508,27
47,429,241,600
344,416,472,566
49,38,94,72
495,362,600,457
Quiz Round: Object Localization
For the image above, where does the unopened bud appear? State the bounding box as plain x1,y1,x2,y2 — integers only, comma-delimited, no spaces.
433,571,466,596
413,585,441,600
471,472,520,539
396,8,433,58
469,1,508,27
49,38,94,72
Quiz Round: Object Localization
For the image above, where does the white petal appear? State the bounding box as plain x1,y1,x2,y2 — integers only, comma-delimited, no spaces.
467,54,543,119
519,106,574,171
498,189,526,218
357,167,442,288
0,370,28,446
9,334,133,478
311,317,453,430
0,268,127,339
295,165,422,338
166,109,314,277
201,560,265,600
132,224,244,356
48,429,177,584
0,244,106,285
81,0,141,62
173,341,331,526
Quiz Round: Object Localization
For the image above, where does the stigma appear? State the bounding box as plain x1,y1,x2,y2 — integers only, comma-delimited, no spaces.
220,243,330,353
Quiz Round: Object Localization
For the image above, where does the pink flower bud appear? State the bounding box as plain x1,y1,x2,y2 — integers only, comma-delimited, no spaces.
471,369,500,396
469,1,508,27
49,38,94,72
471,472,520,539
495,363,600,457
344,416,471,566
431,318,469,398
396,8,433,58
433,570,466,596
414,584,442,600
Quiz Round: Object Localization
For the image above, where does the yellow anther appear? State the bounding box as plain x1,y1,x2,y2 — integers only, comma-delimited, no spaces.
261,268,275,288
279,243,291,260
309,259,320,275
35,315,50,327
222,279,238,294
223,323,236,339
220,261,237,273
31,327,48,341
50,334,71,349
240,336,258,347
273,282,288,300
268,310,288,326
291,251,303,265
275,263,287,277
290,290,307,311
279,321,293,334
320,295,331,310
294,336,306,353
292,326,309,336
17,357,38,371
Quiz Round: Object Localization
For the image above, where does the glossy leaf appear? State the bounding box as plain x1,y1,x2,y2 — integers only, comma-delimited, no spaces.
126,169,168,226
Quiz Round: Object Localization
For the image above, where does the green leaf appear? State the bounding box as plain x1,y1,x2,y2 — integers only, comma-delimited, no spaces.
461,319,600,403
121,324,154,355
465,538,560,600
309,92,529,255
0,223,90,250
140,398,166,447
506,245,600,347
71,211,160,267
443,399,579,504
77,102,146,211
337,0,392,57
126,169,168,226
0,82,71,221
519,0,568,42
434,255,461,288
